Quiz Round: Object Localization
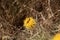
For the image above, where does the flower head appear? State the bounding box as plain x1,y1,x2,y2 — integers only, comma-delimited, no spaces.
23,17,36,29
52,33,60,40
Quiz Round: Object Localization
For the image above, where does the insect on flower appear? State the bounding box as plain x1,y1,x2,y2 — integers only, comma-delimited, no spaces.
52,33,60,40
23,17,36,29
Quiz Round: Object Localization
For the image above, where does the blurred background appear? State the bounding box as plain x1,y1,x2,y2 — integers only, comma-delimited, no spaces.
0,0,60,40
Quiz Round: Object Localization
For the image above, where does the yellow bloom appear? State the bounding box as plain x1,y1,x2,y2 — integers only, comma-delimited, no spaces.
52,33,60,40
23,17,36,29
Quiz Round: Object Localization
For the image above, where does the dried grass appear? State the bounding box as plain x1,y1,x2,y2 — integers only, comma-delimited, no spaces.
0,0,60,40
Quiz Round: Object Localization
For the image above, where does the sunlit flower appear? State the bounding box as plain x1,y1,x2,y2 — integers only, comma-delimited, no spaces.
52,33,60,40
23,17,36,29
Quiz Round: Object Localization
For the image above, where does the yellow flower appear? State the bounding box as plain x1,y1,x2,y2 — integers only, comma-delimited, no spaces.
23,17,36,29
52,33,60,40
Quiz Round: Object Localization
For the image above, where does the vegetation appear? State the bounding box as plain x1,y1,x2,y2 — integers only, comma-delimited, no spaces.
0,0,60,40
